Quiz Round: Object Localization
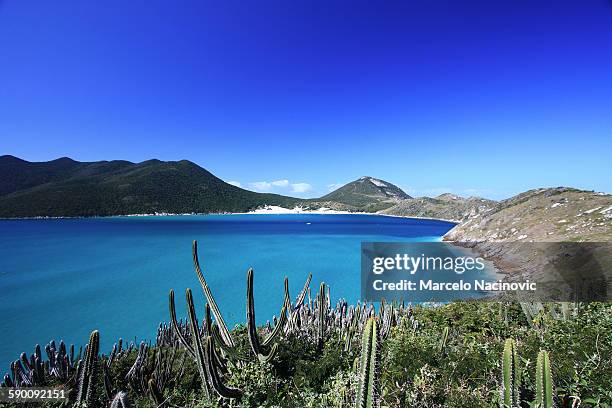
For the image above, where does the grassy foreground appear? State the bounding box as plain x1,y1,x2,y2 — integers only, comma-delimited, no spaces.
2,244,611,407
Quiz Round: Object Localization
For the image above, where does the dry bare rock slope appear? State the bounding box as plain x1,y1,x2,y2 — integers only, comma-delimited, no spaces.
441,188,612,295
444,187,612,243
382,193,496,222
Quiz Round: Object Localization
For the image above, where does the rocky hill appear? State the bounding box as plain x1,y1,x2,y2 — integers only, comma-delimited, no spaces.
382,194,496,222
0,156,300,217
317,176,411,211
442,188,612,288
444,187,612,243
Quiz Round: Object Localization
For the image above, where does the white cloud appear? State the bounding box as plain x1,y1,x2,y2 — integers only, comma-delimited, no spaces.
271,179,290,187
248,181,274,192
232,179,314,196
290,183,312,193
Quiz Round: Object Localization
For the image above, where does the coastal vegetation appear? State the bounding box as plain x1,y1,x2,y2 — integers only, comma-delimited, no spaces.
2,242,610,407
0,156,300,217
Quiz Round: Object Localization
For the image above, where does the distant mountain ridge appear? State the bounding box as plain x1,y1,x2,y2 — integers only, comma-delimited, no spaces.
0,159,418,217
2,155,610,242
0,155,299,217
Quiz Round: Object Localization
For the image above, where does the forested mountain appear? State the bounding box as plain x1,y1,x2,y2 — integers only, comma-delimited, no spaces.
0,156,299,217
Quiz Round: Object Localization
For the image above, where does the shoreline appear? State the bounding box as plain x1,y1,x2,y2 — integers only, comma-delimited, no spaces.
0,205,460,224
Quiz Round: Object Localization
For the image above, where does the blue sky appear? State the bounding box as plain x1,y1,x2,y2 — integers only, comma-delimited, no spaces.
1,0,611,199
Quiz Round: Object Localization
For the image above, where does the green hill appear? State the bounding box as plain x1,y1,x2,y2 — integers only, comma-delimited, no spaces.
0,156,299,217
318,176,411,211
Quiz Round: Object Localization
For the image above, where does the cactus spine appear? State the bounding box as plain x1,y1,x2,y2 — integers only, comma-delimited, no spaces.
501,338,520,408
76,330,100,406
356,318,380,408
535,350,553,408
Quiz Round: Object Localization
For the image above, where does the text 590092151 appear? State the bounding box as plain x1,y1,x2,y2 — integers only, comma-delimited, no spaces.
0,387,69,402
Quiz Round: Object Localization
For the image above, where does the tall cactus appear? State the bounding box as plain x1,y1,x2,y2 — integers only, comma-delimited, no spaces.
535,350,553,408
294,273,312,308
356,318,380,408
192,240,235,348
317,282,327,350
76,330,100,406
168,289,196,358
185,288,242,399
501,338,520,408
246,268,280,363
287,273,312,330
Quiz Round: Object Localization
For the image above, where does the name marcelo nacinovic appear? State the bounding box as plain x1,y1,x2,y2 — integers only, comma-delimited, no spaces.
368,252,537,293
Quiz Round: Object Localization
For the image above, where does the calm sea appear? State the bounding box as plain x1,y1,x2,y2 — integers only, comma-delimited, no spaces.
0,214,454,371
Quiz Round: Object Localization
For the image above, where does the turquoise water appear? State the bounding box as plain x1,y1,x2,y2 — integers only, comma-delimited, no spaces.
0,214,454,371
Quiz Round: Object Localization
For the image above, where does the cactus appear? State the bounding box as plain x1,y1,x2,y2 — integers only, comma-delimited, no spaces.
148,378,164,406
246,268,280,363
262,304,287,348
437,326,450,353
203,336,242,399
192,240,235,348
185,288,212,399
344,306,360,352
110,391,132,408
287,273,312,330
210,323,250,362
317,282,327,350
103,362,113,401
356,318,380,408
501,338,520,408
185,288,242,400
76,330,100,406
294,272,312,309
283,276,292,311
168,289,196,358
535,350,553,408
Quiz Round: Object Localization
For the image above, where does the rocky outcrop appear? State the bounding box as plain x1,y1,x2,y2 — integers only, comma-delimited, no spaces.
382,195,496,222
444,187,612,243
442,188,612,293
